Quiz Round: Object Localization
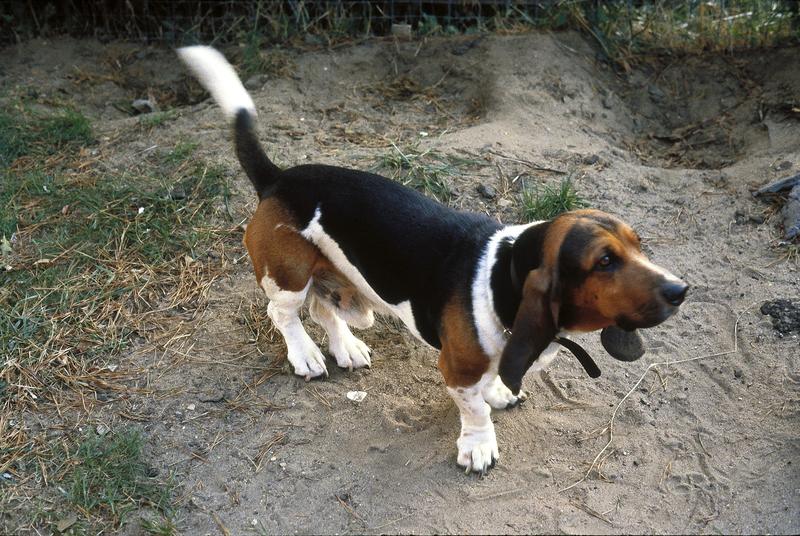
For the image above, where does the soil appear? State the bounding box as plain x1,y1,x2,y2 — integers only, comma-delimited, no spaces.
2,32,799,534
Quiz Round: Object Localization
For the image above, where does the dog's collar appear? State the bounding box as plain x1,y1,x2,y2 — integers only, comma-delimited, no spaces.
503,329,601,379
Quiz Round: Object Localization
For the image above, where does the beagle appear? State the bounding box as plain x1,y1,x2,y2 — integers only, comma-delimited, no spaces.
178,46,689,474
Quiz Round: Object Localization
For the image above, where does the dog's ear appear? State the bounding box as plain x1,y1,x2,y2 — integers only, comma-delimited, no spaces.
499,267,560,395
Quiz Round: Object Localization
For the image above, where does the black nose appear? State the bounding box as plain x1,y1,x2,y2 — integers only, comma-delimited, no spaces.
661,281,689,306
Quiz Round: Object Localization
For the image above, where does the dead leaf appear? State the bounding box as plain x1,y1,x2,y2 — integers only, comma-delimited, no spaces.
55,513,77,532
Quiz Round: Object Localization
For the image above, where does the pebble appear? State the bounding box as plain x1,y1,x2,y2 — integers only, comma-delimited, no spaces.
346,390,367,402
132,98,156,114
476,183,497,199
648,84,666,102
582,154,600,165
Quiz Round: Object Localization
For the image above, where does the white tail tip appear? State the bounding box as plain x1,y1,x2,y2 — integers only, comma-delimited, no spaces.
176,45,257,120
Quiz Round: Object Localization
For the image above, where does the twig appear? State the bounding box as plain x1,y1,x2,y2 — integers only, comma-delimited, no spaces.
570,498,613,525
487,150,567,174
335,494,365,524
560,304,754,492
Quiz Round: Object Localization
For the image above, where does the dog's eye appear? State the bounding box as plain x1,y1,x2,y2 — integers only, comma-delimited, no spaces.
595,254,615,271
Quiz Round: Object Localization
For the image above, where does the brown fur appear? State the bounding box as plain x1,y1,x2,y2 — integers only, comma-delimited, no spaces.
438,294,490,387
243,198,323,291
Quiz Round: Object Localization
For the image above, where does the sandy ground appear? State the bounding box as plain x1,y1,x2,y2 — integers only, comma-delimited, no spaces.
2,31,799,534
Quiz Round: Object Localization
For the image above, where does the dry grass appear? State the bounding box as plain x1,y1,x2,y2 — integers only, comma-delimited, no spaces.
0,102,239,533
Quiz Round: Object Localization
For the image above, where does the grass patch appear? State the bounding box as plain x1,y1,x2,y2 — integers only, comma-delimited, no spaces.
0,105,92,167
0,102,235,533
67,429,173,522
377,141,482,204
521,177,588,221
138,109,179,130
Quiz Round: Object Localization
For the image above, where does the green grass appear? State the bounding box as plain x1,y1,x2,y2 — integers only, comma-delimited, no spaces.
1,102,232,533
138,110,179,130
66,429,173,521
0,105,92,167
521,177,588,221
378,141,477,204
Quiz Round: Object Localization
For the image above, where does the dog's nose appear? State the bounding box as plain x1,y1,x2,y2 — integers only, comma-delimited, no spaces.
661,281,689,306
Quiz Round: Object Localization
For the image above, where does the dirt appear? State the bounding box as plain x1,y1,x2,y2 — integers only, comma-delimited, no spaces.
2,32,799,534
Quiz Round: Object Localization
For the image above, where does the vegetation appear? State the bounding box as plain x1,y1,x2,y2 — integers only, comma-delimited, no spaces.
3,1,797,61
521,177,588,221
0,102,234,533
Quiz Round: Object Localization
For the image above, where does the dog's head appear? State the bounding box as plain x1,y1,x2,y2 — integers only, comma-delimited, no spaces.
499,209,688,394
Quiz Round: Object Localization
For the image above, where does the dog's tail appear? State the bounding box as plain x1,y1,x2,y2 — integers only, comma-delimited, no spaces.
176,46,279,196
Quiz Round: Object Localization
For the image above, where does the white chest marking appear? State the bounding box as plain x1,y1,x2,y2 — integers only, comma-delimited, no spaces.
471,223,540,360
300,207,427,344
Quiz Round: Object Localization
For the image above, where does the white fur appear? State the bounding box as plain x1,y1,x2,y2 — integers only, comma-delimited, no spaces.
448,373,499,473
260,276,327,379
300,207,428,344
481,375,527,409
308,297,371,370
471,223,538,358
176,46,257,119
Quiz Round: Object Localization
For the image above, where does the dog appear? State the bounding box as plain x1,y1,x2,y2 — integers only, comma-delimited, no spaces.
177,46,689,474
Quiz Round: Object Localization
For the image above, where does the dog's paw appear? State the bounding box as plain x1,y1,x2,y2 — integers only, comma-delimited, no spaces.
482,376,527,409
456,425,499,475
287,338,328,380
330,333,371,371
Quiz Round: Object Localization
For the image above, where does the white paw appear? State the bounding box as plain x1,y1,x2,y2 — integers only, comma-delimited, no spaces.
482,376,528,409
286,336,328,380
456,425,499,474
330,333,371,371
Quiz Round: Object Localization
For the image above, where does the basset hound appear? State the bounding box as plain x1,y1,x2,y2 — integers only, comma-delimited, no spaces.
178,46,689,474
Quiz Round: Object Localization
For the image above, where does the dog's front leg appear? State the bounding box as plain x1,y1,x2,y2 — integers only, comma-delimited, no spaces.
446,373,499,474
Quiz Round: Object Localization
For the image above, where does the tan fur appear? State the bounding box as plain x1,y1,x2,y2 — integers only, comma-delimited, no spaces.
438,294,490,387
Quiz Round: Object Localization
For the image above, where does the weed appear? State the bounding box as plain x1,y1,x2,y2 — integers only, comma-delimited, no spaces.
0,106,92,166
138,110,179,130
67,429,172,519
521,177,588,221
141,516,180,535
378,141,460,203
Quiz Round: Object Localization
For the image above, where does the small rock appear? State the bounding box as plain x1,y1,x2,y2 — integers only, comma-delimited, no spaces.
733,368,743,379
187,403,196,411
476,183,497,199
498,198,513,208
169,187,187,200
734,209,747,225
244,74,268,90
582,154,600,165
391,23,412,39
132,98,156,114
648,84,666,102
346,390,367,403
200,390,226,403
748,214,765,224
533,467,552,479
96,423,110,436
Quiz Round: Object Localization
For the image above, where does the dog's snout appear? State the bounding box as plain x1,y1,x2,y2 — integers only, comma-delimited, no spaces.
661,281,689,306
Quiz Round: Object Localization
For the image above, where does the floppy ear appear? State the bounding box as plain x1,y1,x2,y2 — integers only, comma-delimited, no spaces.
498,268,560,395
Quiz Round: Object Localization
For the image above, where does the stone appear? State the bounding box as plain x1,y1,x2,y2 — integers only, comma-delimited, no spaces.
132,98,156,114
476,183,497,199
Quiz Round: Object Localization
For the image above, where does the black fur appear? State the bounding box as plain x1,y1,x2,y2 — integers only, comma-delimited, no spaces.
235,118,502,348
235,109,281,196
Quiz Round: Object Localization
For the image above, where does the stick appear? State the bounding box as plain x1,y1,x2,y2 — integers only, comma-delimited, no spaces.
560,304,754,492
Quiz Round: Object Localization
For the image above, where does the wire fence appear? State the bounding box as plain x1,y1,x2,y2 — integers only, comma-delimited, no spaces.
3,1,798,54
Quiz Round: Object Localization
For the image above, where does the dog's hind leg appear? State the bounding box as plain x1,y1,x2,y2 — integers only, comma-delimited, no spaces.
245,199,328,380
308,296,371,371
